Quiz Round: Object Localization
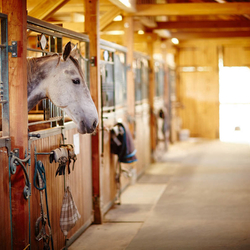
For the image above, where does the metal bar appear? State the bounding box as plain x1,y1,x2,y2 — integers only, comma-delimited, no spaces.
1,15,10,137
28,116,63,126
100,39,127,53
133,51,151,60
27,24,63,38
100,60,114,65
0,137,10,147
27,48,56,55
100,45,116,53
34,152,54,155
27,16,89,42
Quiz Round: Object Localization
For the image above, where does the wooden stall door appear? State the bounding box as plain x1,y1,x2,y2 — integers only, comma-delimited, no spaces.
177,44,219,139
0,150,11,250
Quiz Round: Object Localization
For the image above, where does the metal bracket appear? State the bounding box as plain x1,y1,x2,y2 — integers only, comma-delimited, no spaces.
90,56,96,67
10,150,31,199
8,41,18,57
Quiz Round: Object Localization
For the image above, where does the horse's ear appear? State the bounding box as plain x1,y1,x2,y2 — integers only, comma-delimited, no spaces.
63,42,71,61
70,43,78,58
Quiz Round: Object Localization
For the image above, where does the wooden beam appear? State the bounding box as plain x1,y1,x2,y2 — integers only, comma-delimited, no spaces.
63,22,84,33
147,34,156,158
85,0,102,224
29,0,70,20
100,32,157,44
100,6,122,31
2,0,28,249
134,3,250,16
123,16,135,134
139,17,157,28
156,20,250,30
103,20,144,32
172,31,250,39
109,0,136,13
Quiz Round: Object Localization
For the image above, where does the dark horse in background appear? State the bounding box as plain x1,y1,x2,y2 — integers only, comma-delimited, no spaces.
0,42,98,134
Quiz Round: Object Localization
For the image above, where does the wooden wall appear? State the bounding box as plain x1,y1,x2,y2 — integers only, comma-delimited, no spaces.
176,41,219,139
177,38,250,139
0,149,11,250
29,127,93,250
100,103,151,213
135,102,151,176
101,112,118,213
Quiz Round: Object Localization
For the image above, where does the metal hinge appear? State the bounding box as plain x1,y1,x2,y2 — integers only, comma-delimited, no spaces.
90,56,96,67
8,41,17,57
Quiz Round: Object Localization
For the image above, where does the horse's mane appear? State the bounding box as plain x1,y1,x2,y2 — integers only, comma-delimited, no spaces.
69,55,84,79
27,54,59,85
27,54,84,82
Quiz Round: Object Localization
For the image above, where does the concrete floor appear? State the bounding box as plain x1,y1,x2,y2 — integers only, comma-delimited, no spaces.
69,140,250,250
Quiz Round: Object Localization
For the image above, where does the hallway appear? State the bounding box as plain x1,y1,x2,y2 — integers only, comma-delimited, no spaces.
69,140,250,250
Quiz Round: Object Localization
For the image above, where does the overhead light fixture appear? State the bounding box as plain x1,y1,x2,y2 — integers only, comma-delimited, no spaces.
119,0,131,8
138,30,144,35
171,38,179,45
103,30,124,35
113,15,122,21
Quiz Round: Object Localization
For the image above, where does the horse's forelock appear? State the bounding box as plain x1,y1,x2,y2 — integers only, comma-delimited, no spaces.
69,56,84,79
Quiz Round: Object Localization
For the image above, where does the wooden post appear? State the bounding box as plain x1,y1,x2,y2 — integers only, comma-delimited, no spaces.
147,35,156,159
2,0,28,249
123,16,135,134
161,40,170,110
85,0,102,224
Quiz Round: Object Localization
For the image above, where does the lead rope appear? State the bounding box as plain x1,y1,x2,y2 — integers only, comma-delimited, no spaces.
34,160,54,250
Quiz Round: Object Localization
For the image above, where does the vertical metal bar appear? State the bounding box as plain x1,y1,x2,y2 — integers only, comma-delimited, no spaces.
1,15,13,250
112,52,115,111
57,37,62,53
86,41,90,88
1,16,10,137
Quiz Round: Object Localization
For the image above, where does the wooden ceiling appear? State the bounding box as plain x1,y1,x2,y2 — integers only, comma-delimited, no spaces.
26,0,250,42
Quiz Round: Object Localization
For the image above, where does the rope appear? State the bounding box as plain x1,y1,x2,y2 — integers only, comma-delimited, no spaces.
34,160,54,250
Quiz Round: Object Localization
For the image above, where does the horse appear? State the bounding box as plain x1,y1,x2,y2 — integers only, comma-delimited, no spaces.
27,42,98,134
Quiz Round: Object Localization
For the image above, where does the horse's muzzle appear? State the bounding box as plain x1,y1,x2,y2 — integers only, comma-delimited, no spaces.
79,118,98,134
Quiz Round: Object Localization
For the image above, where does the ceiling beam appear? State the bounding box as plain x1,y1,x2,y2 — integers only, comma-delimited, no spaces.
133,3,250,16
139,17,157,28
100,6,122,31
171,31,250,39
156,20,250,30
109,0,136,13
28,0,70,20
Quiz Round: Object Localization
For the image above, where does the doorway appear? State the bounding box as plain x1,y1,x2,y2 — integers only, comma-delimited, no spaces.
219,66,250,143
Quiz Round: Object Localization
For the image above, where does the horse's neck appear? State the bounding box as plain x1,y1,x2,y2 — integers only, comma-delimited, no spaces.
27,56,57,111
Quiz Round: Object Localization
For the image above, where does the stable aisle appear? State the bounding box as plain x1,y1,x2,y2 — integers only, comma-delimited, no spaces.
69,140,250,250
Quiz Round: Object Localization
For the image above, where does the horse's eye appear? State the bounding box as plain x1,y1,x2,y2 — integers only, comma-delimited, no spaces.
72,78,80,84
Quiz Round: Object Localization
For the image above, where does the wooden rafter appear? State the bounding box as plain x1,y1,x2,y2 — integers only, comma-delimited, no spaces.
133,3,250,16
29,0,70,20
100,6,122,31
155,20,250,30
171,31,250,39
109,0,136,13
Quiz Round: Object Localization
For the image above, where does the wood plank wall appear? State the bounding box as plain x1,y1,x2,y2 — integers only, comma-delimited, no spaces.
135,103,151,175
176,41,219,139
177,38,250,139
0,149,11,250
29,128,92,250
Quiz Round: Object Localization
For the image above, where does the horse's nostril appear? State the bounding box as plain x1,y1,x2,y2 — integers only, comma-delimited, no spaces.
92,119,97,129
